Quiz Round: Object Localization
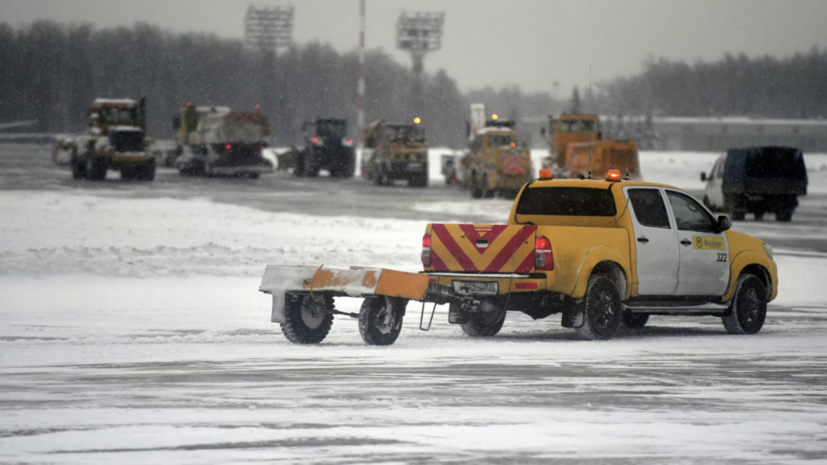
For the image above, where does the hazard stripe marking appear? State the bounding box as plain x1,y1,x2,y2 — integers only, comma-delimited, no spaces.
431,224,477,272
484,226,536,272
429,249,449,271
515,252,536,273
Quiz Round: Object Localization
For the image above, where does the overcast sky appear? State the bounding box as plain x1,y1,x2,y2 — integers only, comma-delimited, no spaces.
3,0,827,95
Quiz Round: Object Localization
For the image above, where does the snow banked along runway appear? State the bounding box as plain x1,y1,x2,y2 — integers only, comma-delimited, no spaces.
2,144,827,463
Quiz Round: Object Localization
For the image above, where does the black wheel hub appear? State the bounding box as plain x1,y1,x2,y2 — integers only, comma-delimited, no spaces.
592,290,616,329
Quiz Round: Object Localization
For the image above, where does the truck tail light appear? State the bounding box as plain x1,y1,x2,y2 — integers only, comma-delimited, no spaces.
535,236,553,270
225,143,232,150
421,233,432,268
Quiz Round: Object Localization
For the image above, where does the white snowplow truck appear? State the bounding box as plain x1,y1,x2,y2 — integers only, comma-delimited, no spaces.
172,104,274,178
70,98,156,181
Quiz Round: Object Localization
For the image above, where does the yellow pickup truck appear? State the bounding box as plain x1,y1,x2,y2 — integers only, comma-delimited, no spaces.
260,170,778,345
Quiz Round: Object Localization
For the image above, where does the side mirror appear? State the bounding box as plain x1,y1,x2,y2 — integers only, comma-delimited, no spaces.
172,114,181,130
718,215,732,231
700,172,707,182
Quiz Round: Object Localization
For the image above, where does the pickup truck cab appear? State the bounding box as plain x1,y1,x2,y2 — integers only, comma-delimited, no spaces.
423,171,778,340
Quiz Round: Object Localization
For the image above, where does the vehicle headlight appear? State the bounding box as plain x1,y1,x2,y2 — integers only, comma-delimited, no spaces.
763,243,773,260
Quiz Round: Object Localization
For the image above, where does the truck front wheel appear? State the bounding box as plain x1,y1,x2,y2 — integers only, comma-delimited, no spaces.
359,296,406,346
574,275,622,340
722,273,766,335
281,294,335,344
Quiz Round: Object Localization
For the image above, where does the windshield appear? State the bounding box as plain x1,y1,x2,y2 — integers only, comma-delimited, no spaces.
99,107,138,125
383,125,425,142
316,120,346,140
516,187,617,216
487,133,514,147
746,148,807,179
560,118,599,133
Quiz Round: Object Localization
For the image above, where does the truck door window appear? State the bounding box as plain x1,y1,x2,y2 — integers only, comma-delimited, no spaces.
666,191,716,233
628,189,670,228
487,134,513,147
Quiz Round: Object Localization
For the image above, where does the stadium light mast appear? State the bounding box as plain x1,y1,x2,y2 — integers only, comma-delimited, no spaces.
244,5,295,53
396,11,445,114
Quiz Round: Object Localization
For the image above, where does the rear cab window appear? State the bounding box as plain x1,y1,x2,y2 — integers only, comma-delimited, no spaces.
516,187,617,217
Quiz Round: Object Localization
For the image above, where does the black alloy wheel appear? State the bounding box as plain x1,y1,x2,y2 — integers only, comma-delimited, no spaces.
722,274,767,335
575,275,622,340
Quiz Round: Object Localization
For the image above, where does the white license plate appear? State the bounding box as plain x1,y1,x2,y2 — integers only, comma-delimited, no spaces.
408,163,423,171
453,281,499,296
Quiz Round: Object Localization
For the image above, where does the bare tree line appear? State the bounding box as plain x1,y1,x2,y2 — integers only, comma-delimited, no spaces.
1,21,824,149
0,22,466,146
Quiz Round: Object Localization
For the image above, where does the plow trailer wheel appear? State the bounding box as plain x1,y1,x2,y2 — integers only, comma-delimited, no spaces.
359,296,407,346
281,294,335,344
460,300,506,337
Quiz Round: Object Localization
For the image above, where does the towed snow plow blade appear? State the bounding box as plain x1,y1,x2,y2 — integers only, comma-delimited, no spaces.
259,265,456,346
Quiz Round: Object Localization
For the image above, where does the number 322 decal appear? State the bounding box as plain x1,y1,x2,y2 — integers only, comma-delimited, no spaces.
717,253,728,262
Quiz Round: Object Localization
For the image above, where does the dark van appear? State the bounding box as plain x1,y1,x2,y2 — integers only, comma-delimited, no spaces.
701,146,807,222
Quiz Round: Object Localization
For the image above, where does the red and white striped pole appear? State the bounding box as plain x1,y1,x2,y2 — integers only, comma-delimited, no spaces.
357,0,366,176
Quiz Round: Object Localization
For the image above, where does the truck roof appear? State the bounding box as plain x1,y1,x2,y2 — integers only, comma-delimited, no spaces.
93,98,138,108
475,127,515,135
528,178,679,191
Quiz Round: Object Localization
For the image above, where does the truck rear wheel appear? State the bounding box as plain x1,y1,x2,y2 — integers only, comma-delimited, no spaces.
135,159,156,181
726,196,746,221
281,294,335,344
470,174,483,199
722,273,767,335
574,275,622,340
776,210,793,222
408,172,428,188
86,155,108,181
620,312,649,329
359,296,406,346
120,167,137,180
71,150,86,179
460,300,506,337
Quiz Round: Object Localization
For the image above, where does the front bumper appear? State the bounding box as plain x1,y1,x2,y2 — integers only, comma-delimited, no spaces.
211,164,273,176
109,152,152,166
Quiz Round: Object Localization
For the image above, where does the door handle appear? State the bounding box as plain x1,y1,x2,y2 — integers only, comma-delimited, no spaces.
681,240,692,245
637,237,649,243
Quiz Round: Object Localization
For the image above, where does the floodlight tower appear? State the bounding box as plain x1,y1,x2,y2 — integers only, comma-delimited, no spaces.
396,11,445,114
244,5,294,142
244,5,294,53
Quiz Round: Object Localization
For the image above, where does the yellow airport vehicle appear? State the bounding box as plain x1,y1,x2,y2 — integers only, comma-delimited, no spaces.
460,103,532,199
363,119,429,187
172,104,273,178
69,98,156,181
260,170,778,345
545,113,642,180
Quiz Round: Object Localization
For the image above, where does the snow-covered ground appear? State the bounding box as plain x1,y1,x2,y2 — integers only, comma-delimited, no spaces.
2,144,827,463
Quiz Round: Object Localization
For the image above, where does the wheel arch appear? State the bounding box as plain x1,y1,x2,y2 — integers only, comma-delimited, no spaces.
723,250,776,303
571,248,631,300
